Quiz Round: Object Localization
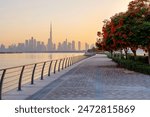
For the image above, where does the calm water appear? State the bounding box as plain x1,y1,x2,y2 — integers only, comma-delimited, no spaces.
0,53,84,69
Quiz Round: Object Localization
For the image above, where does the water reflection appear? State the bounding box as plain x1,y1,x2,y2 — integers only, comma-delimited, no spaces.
0,53,83,69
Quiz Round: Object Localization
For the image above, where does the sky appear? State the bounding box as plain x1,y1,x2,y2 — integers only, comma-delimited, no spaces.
0,0,131,48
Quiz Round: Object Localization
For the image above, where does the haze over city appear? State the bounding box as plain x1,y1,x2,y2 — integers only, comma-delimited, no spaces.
0,0,131,49
0,23,93,52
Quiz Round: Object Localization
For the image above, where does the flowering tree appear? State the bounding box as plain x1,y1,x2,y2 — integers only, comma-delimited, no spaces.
96,0,150,64
110,13,130,58
127,0,150,63
126,0,150,57
97,13,129,58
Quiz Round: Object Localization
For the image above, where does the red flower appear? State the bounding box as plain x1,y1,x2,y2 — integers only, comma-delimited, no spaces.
122,34,127,39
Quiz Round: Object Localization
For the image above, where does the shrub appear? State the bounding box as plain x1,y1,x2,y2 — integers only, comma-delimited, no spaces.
128,55,148,64
111,56,150,75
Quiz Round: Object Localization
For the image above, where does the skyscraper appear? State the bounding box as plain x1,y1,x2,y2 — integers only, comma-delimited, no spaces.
68,42,72,51
47,23,53,51
78,41,81,51
72,41,75,51
29,37,34,52
85,43,89,51
25,40,29,52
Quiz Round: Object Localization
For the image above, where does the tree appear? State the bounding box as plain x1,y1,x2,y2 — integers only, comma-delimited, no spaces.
96,0,150,64
127,0,150,63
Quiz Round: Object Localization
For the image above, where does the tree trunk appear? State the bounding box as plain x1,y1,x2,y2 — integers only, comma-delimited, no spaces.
131,47,137,60
124,49,128,59
131,49,137,60
133,50,136,58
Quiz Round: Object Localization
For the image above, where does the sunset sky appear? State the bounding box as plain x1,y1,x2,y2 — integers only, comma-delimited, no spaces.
0,0,131,48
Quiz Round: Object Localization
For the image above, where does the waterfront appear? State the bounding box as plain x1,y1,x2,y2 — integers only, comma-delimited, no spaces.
0,53,84,69
3,54,150,100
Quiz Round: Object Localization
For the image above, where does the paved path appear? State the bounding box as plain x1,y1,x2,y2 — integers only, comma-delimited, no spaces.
28,54,150,100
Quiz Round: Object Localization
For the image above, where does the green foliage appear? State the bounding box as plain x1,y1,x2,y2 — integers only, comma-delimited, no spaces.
97,0,150,64
107,53,112,58
127,55,148,64
137,21,150,46
111,56,150,75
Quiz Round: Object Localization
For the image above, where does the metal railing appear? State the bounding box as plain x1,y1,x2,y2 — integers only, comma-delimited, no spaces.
0,55,89,100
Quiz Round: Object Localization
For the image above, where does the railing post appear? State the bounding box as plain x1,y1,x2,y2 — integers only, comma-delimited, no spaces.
41,62,46,80
70,57,73,66
18,66,25,91
54,60,58,74
69,57,71,66
70,57,72,66
31,64,37,85
62,58,65,70
68,57,70,67
65,58,68,68
58,59,62,72
0,69,6,100
48,61,53,76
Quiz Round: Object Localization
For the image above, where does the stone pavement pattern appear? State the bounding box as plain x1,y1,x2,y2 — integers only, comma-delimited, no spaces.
28,54,150,100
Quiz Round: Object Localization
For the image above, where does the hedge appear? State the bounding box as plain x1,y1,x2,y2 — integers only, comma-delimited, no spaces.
111,57,150,75
127,55,148,64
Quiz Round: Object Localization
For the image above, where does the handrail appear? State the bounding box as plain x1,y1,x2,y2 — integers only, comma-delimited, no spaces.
65,58,68,68
31,64,37,84
58,59,62,72
0,55,89,100
18,66,25,91
0,59,59,71
62,58,66,70
0,69,6,100
48,61,53,76
41,62,46,80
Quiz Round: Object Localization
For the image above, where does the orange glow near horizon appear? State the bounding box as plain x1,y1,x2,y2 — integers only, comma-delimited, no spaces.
0,0,131,48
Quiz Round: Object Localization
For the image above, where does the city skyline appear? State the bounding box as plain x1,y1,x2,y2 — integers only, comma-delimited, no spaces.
0,0,131,47
0,36,92,52
0,22,94,52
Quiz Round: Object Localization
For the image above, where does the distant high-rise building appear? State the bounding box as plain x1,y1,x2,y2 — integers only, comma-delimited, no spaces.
8,44,17,52
41,42,46,51
78,41,81,51
47,23,53,51
72,40,75,51
85,43,89,51
53,43,56,51
0,44,6,52
68,42,72,51
25,40,29,51
17,43,25,52
65,38,68,50
33,39,36,51
37,41,41,51
28,37,34,52
63,38,68,51
57,42,62,51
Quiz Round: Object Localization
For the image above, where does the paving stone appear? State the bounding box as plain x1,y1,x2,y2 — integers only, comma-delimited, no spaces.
28,54,150,100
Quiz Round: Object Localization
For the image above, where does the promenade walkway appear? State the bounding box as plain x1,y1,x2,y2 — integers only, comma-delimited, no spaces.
27,54,150,100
